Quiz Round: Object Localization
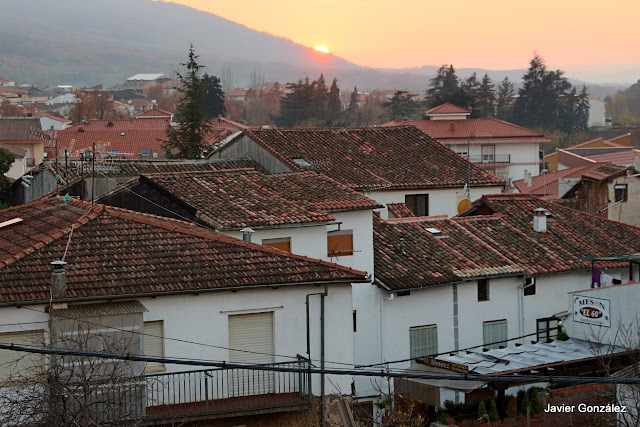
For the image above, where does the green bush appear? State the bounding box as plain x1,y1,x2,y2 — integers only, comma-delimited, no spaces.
519,392,531,416
530,388,543,414
488,399,499,421
477,400,487,420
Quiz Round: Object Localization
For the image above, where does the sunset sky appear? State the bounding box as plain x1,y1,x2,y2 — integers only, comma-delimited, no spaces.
159,0,639,78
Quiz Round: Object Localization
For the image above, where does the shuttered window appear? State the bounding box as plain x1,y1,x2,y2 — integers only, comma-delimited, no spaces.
327,230,353,257
409,325,438,359
228,312,275,395
262,238,291,252
483,320,507,350
0,330,45,381
143,321,164,371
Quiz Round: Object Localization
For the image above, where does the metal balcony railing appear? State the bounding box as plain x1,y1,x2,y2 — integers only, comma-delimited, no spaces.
144,358,312,420
468,154,511,164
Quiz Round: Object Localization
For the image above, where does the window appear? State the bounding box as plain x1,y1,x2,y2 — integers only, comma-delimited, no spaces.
536,317,558,342
353,310,357,332
524,277,536,296
0,330,45,381
483,320,507,350
409,325,438,359
482,145,495,163
615,184,628,203
262,237,291,252
405,194,429,217
327,230,353,257
477,279,489,301
143,321,165,372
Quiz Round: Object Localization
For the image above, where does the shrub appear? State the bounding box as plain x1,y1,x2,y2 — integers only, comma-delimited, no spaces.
506,396,518,417
477,400,488,420
488,399,499,421
530,388,543,414
519,392,531,416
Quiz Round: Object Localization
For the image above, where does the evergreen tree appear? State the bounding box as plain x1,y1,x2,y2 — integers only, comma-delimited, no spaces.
164,44,212,159
328,78,342,122
489,399,500,422
272,74,339,127
496,77,515,120
384,91,422,120
313,73,328,120
476,74,496,118
0,147,15,208
202,73,226,118
477,401,488,421
426,65,461,108
576,85,590,131
348,86,359,111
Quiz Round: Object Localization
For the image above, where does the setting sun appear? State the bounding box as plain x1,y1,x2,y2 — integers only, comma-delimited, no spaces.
314,45,329,54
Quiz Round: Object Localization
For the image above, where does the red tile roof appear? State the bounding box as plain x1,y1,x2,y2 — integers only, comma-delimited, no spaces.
374,194,640,290
580,163,634,182
0,199,367,304
0,87,27,95
584,149,640,165
425,103,471,115
210,117,248,132
513,163,610,199
137,108,173,118
100,169,381,229
221,127,504,191
0,77,10,83
387,203,416,218
32,112,70,123
382,118,550,143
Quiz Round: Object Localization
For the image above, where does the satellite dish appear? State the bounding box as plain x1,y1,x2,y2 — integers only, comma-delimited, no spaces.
457,199,472,214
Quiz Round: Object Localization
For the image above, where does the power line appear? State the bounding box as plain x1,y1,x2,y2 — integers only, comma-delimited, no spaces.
1,342,639,386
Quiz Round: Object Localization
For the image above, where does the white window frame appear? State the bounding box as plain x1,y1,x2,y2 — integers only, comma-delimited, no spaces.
409,324,438,359
143,321,165,372
483,320,507,350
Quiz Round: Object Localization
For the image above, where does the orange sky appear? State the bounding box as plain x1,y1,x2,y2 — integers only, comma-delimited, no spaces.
159,0,639,71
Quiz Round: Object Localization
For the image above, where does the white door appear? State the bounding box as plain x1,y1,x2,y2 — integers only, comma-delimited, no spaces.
228,312,275,396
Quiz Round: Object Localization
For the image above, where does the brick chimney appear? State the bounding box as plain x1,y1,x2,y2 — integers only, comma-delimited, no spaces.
51,261,67,297
533,208,547,233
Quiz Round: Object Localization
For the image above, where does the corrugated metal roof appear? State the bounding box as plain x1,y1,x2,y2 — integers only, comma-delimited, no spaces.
51,300,148,318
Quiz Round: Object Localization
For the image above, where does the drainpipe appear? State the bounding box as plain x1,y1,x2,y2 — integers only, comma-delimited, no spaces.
305,285,328,426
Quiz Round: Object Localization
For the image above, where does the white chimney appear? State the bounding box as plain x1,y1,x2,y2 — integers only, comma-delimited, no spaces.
524,170,532,187
533,208,547,233
51,260,67,297
241,228,255,242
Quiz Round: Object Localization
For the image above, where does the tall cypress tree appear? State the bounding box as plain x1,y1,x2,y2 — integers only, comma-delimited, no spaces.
164,44,212,159
328,78,342,123
476,74,495,118
496,77,515,120
202,73,226,118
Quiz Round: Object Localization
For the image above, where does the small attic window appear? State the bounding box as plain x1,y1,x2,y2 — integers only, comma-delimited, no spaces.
425,227,443,236
292,158,311,167
120,132,126,137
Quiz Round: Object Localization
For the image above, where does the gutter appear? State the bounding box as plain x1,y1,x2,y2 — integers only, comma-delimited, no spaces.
220,221,342,232
0,278,367,308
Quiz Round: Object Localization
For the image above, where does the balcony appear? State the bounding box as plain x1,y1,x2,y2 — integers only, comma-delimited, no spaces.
51,359,312,425
144,359,312,423
467,154,511,164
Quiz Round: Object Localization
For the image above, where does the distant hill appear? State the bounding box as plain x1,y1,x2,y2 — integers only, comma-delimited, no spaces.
0,0,627,98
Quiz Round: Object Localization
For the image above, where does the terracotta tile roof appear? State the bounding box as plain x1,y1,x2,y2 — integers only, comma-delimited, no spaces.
425,103,471,114
0,77,10,83
387,203,416,218
382,118,550,143
0,118,42,140
100,169,381,229
374,194,640,290
226,127,504,191
210,117,248,132
40,158,265,184
31,112,70,123
0,199,367,304
584,149,640,165
128,98,153,106
513,163,610,199
137,108,173,118
0,87,27,95
0,144,27,158
580,163,635,182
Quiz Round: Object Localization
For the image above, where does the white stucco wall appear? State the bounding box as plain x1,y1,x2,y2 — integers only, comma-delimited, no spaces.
563,281,640,346
5,156,27,180
607,177,640,227
363,186,504,219
588,98,606,128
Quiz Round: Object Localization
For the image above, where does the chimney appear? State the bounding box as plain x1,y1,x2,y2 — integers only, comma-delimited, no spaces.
218,114,223,122
77,126,84,132
524,170,532,187
533,208,547,233
449,122,455,133
241,228,255,242
51,261,67,297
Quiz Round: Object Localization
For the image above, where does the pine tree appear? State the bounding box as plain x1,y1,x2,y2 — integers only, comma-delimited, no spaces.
164,44,212,159
202,73,226,118
496,77,515,120
384,91,422,120
489,399,500,422
426,65,461,108
476,74,495,118
328,78,342,123
349,86,359,111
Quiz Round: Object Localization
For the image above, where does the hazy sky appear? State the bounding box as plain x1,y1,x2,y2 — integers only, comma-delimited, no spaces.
159,0,639,77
